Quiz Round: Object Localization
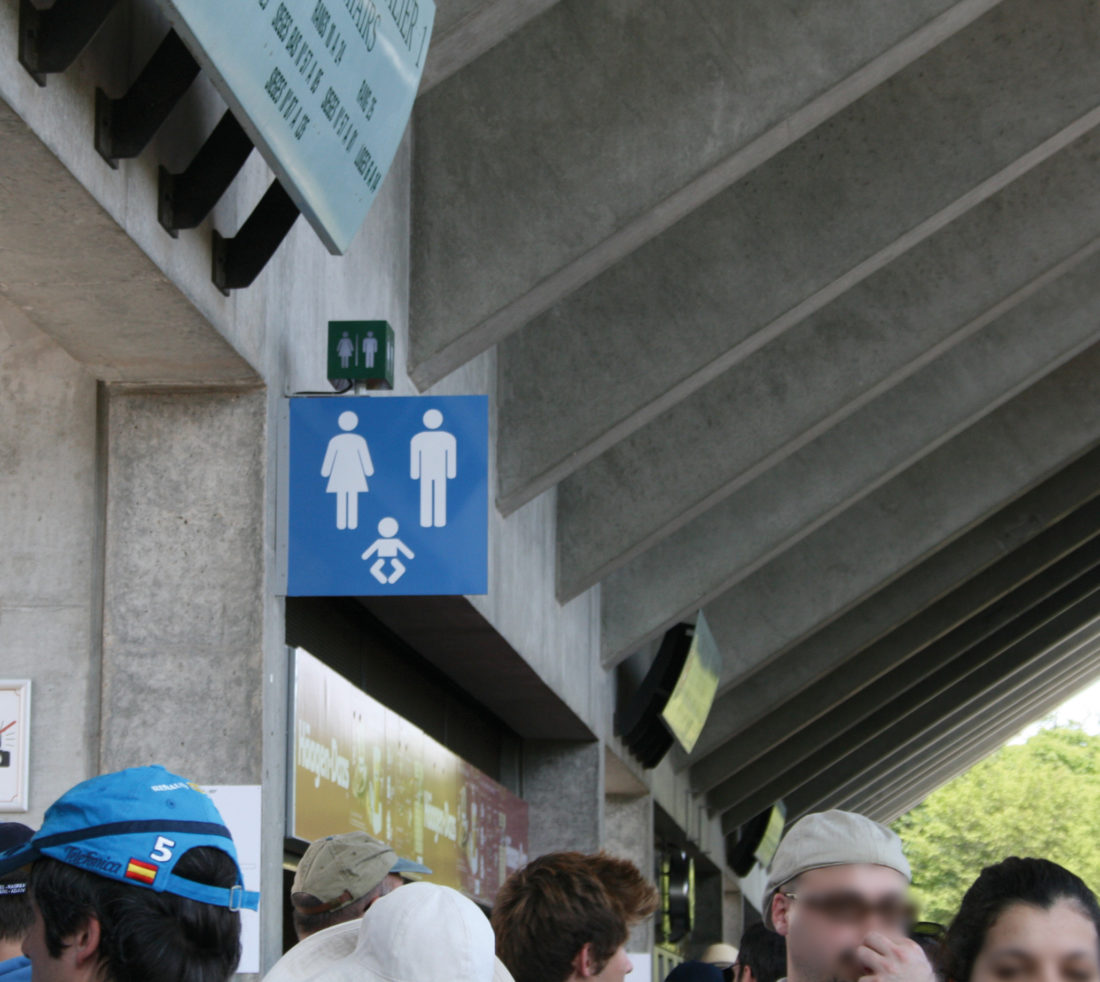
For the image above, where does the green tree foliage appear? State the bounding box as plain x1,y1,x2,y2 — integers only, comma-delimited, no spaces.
892,725,1100,925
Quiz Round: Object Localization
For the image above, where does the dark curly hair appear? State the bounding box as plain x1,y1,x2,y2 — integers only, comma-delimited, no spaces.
943,857,1100,982
30,846,242,982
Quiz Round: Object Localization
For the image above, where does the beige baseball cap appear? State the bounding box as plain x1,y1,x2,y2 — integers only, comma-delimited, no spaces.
264,879,492,980
291,832,432,914
266,883,496,982
762,810,910,929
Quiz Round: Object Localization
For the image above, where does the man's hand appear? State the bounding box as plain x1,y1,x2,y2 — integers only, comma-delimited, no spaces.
856,931,936,982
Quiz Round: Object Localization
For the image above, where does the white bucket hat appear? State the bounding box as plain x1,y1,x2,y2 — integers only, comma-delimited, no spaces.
701,944,740,969
262,881,497,982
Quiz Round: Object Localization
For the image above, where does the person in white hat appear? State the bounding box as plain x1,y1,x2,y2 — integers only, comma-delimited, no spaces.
702,944,740,977
764,810,933,982
289,831,432,941
263,881,496,982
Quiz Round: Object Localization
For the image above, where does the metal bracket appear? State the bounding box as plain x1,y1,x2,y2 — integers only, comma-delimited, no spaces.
95,30,200,168
212,181,300,294
18,0,121,86
158,112,254,237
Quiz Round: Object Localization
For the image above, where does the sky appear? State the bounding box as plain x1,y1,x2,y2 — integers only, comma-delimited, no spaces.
1008,675,1100,744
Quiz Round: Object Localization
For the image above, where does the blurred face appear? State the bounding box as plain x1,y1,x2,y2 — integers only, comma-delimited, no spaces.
772,865,912,982
969,901,1100,982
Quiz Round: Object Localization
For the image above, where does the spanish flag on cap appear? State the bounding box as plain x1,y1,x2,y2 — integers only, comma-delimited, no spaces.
125,858,158,886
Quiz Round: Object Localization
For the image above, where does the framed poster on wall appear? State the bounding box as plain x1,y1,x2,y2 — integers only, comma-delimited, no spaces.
0,680,30,812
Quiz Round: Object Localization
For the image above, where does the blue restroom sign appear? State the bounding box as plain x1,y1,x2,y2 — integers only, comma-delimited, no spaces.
285,396,488,596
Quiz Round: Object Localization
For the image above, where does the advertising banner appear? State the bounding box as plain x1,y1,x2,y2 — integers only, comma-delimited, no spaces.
289,647,528,905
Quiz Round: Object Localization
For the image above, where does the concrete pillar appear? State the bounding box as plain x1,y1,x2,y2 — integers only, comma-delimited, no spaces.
98,387,267,779
693,870,747,949
606,793,656,952
723,876,744,941
523,740,604,855
98,386,269,979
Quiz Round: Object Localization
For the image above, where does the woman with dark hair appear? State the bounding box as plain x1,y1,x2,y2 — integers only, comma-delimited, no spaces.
943,857,1100,982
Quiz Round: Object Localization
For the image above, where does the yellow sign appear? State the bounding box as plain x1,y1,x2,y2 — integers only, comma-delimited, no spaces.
289,648,528,905
660,612,721,754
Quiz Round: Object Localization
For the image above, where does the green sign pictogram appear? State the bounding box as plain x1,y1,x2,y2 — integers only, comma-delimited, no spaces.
328,320,395,389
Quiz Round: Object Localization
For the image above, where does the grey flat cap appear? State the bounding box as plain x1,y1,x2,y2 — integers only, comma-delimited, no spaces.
762,810,910,928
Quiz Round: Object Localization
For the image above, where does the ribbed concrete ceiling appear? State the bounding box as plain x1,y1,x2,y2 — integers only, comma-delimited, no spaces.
414,0,1100,826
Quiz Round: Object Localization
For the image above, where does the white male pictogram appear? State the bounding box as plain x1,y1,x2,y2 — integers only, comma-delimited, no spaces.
410,409,457,528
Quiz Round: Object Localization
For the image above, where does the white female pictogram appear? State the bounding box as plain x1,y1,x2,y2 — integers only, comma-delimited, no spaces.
321,411,374,530
336,331,355,369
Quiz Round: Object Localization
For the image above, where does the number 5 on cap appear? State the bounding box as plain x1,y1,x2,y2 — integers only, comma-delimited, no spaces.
150,836,176,863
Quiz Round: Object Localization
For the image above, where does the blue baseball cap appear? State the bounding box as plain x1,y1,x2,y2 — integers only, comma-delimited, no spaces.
0,765,259,911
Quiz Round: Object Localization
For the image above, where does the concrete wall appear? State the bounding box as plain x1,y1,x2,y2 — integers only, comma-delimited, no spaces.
0,0,739,970
524,741,605,856
606,793,656,952
1,0,607,733
0,301,99,824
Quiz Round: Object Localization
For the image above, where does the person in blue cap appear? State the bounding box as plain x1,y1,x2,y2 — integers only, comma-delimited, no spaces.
0,765,259,982
0,824,35,981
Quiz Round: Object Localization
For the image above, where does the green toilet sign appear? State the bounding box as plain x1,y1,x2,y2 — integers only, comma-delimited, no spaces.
328,320,395,389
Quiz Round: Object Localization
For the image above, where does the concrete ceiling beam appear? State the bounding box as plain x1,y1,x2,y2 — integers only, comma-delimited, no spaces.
411,0,1007,387
840,666,1099,817
553,127,1100,602
601,242,1100,665
496,0,1100,515
693,346,1100,698
800,630,1100,817
683,449,1100,763
0,101,258,386
422,0,562,91
856,664,1099,820
850,662,1100,822
797,640,1100,815
716,594,1100,833
689,513,1100,793
717,611,1100,831
865,655,1100,821
708,549,1100,815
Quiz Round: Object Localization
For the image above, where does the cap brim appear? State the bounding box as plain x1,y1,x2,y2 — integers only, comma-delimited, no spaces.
391,857,432,875
0,842,38,877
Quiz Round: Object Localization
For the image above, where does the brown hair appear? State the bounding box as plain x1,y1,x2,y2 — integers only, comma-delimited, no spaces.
493,852,658,982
